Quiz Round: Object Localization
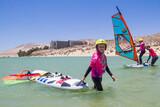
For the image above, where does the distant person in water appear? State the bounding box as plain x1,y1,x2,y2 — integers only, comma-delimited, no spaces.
81,39,116,91
136,38,146,64
146,46,158,66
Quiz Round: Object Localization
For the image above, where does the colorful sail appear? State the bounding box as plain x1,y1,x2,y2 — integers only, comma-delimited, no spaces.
112,7,138,62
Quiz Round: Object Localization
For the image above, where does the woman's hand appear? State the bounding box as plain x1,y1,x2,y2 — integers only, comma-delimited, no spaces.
111,75,116,81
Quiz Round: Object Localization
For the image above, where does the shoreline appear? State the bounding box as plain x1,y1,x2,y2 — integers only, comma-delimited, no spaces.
0,34,160,57
0,54,118,58
0,46,160,58
0,52,159,58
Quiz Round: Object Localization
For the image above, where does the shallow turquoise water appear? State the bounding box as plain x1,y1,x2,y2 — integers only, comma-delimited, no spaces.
0,56,160,107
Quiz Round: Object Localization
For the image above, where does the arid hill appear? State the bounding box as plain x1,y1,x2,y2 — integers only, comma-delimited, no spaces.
0,43,48,57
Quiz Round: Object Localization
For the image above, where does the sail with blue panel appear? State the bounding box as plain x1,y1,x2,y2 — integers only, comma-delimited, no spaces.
112,7,138,62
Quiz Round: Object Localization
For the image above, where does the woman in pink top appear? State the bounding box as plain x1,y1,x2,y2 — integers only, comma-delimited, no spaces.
146,46,158,66
136,38,146,64
82,39,116,91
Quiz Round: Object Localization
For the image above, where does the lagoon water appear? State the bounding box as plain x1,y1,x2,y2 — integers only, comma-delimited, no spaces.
0,56,160,107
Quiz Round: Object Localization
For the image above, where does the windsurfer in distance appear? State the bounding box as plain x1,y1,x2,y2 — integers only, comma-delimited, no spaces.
146,45,158,66
135,38,146,64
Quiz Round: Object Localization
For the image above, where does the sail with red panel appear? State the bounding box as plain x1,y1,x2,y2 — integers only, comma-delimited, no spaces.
112,6,138,62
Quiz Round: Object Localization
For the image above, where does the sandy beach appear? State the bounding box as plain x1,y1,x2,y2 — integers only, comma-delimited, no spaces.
30,45,160,57
0,33,160,57
0,44,160,57
21,34,160,57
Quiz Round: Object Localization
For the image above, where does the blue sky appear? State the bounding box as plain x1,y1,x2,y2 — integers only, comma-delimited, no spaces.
0,0,160,51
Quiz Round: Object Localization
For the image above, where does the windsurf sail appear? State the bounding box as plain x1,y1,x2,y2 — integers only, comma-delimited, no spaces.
112,6,138,62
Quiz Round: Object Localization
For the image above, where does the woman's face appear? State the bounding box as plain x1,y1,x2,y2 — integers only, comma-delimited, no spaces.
146,46,150,50
97,44,106,53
